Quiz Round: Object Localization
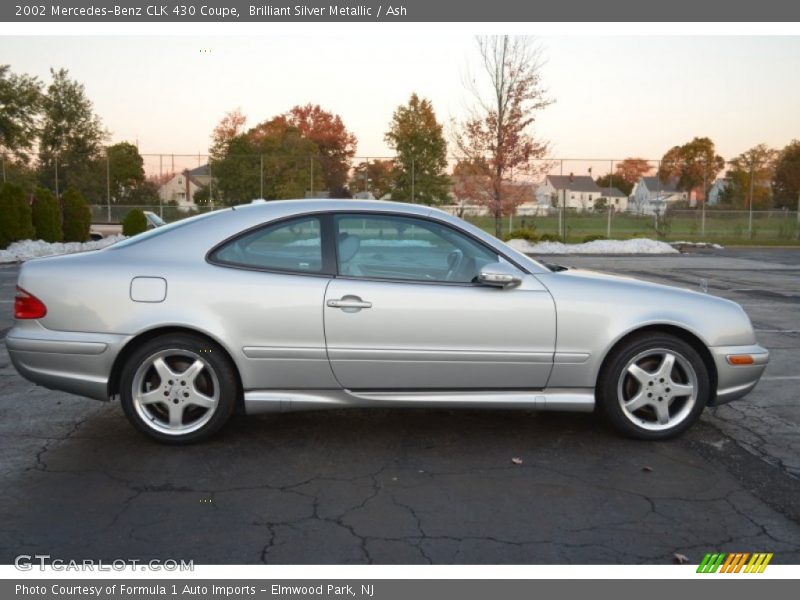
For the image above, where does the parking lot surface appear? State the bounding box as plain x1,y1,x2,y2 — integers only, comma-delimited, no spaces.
1,248,799,564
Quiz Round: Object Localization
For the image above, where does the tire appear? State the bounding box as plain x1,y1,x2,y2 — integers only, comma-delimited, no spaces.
119,333,239,444
597,333,710,440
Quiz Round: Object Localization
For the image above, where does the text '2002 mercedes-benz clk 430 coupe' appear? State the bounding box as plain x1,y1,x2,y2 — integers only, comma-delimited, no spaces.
7,200,769,443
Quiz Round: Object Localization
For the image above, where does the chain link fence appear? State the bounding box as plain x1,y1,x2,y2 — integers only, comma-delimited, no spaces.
3,152,799,243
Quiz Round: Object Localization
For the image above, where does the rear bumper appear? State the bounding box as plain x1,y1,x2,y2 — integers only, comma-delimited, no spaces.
5,322,129,401
709,344,769,406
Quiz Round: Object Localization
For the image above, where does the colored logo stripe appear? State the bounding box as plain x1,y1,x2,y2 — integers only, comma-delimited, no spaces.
696,552,773,573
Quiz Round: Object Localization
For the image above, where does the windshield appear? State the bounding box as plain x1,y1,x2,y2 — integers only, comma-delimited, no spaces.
107,209,226,250
145,212,167,227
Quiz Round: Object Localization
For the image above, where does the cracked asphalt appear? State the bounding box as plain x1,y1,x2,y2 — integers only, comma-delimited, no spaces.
1,248,799,565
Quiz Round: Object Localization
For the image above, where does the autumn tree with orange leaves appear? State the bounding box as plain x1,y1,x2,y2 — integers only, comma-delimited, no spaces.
452,36,553,237
595,157,652,196
285,104,357,196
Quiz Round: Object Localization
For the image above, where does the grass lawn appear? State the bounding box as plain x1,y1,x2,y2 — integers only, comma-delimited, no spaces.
464,212,800,245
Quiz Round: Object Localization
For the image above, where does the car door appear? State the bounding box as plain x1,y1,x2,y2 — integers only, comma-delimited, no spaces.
207,213,339,390
323,213,556,390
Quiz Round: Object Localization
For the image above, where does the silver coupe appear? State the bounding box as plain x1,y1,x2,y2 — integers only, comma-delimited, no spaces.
7,200,769,443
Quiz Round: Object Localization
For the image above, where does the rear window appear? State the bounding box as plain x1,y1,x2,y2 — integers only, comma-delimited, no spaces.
209,216,323,273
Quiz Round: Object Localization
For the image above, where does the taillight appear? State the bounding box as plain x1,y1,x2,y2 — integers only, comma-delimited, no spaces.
14,286,47,319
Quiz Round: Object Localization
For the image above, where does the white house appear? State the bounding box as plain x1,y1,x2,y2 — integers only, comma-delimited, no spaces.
158,164,212,209
597,187,629,212
540,175,604,212
631,176,689,214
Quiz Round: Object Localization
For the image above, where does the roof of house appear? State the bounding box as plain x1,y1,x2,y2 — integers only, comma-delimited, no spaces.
599,187,627,198
641,176,680,193
188,164,210,177
546,175,602,193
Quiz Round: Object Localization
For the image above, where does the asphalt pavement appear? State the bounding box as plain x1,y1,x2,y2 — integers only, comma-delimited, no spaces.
0,248,799,564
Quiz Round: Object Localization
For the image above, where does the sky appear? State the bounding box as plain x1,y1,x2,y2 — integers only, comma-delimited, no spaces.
2,34,800,173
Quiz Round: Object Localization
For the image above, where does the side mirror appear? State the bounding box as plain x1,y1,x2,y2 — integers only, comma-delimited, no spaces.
478,262,523,288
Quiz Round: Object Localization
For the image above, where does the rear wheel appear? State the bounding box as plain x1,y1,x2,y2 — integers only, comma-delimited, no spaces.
119,333,238,444
598,333,710,440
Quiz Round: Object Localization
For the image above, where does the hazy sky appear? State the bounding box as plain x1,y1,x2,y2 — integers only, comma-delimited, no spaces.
2,34,800,171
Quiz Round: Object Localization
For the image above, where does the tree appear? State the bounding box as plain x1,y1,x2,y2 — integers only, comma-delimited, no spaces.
453,36,553,236
773,140,800,210
61,186,91,242
38,68,106,199
211,116,322,205
122,208,148,236
210,108,247,163
725,144,777,209
0,182,35,248
349,159,394,199
595,157,651,196
0,65,43,161
384,93,450,205
104,142,146,204
451,158,530,216
286,104,356,196
32,187,62,242
658,137,724,200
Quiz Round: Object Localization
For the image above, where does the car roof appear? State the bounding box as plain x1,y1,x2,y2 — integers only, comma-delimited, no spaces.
108,199,549,274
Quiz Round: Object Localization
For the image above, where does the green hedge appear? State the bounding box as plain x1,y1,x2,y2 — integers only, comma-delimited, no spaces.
32,187,63,243
122,208,148,236
0,182,35,249
61,186,91,243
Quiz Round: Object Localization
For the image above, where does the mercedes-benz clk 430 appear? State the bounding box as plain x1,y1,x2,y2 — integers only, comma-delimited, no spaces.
7,200,768,443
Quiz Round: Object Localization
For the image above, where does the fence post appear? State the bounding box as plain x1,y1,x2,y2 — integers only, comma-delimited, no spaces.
260,154,264,199
309,156,314,197
748,161,755,238
411,157,415,203
607,205,611,238
106,148,111,222
54,154,59,199
701,165,706,238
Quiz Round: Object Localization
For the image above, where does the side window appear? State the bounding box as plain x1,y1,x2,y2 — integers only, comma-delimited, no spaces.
335,214,498,284
211,216,323,273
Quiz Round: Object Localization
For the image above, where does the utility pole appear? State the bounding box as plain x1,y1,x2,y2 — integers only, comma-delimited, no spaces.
608,159,613,238
159,154,164,219
309,156,314,197
260,154,264,199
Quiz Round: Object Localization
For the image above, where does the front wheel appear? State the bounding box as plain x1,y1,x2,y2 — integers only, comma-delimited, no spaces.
597,333,710,440
119,333,238,444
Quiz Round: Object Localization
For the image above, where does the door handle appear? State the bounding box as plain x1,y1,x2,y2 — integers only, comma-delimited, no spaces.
327,298,372,310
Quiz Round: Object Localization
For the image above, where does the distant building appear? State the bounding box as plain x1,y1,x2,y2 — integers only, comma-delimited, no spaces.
707,178,729,205
158,164,212,209
597,187,629,212
540,175,603,212
631,176,689,214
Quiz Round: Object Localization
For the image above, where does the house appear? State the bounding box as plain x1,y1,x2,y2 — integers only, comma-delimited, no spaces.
540,175,604,212
707,178,729,205
158,164,212,209
597,187,629,212
631,176,689,214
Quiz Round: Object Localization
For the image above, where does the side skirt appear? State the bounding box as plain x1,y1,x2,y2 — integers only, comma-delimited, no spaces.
243,388,595,414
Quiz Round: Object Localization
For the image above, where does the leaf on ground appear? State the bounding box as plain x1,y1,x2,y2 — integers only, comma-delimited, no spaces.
511,457,523,465
674,553,689,564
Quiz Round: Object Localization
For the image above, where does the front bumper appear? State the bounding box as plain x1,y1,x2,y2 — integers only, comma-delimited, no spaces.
709,344,770,406
5,322,129,401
